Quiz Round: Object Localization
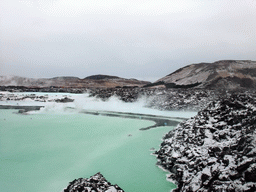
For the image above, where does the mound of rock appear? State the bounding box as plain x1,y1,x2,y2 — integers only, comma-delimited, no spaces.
145,89,217,111
63,172,124,192
155,94,256,191
55,97,74,103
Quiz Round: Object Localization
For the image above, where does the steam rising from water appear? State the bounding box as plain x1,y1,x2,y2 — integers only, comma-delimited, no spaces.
1,92,196,118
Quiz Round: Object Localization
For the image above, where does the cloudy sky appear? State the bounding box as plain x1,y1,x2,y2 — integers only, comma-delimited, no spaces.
1,0,256,81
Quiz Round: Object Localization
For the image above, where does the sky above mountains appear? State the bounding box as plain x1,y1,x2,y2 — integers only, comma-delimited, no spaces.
1,0,256,82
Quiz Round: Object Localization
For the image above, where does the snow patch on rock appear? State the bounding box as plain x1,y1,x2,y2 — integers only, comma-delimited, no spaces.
63,172,124,192
155,94,256,191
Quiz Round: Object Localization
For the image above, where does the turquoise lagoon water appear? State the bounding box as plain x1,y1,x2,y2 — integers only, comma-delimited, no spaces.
0,98,196,192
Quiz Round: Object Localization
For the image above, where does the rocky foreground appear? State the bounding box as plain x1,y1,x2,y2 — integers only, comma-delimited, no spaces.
63,173,124,192
155,94,256,191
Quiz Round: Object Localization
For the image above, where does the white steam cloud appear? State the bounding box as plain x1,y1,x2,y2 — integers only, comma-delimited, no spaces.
0,92,196,118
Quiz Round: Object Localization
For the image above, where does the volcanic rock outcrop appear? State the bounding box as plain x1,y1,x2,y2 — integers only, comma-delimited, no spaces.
63,172,124,192
156,60,256,89
155,94,256,191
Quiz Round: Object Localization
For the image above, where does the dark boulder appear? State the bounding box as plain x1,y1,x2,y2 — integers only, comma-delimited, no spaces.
63,172,124,192
55,97,74,103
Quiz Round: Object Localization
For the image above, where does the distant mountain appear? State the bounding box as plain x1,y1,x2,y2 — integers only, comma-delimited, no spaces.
51,76,80,80
155,60,256,89
0,75,150,88
84,74,120,80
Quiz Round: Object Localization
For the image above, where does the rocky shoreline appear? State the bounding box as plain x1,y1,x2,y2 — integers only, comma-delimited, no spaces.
0,103,184,130
2,86,256,111
63,172,124,192
80,110,185,130
155,94,256,191
2,88,256,191
0,85,87,93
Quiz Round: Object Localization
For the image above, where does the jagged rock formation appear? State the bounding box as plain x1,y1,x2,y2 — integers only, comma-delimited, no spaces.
156,60,256,89
0,75,149,88
88,87,218,106
63,172,124,192
145,89,218,111
155,94,256,191
88,87,143,102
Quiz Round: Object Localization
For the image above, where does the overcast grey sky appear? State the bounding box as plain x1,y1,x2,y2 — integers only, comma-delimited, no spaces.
1,0,256,81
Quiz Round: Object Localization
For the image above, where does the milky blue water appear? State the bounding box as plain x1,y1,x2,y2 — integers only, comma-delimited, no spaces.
0,93,196,192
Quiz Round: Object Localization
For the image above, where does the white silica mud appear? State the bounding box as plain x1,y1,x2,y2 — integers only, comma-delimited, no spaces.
0,92,197,192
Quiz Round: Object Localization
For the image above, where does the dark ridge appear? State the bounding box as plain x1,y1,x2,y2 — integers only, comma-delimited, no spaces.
214,59,252,64
122,85,139,89
214,60,238,64
84,74,120,80
51,76,80,80
165,82,201,89
0,85,29,89
143,81,201,89
143,81,165,88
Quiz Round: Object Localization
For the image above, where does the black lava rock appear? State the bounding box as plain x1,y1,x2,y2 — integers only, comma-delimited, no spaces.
63,172,124,192
155,94,256,191
55,97,74,103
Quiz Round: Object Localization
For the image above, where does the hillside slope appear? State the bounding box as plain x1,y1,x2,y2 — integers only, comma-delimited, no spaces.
0,75,149,88
156,60,256,89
